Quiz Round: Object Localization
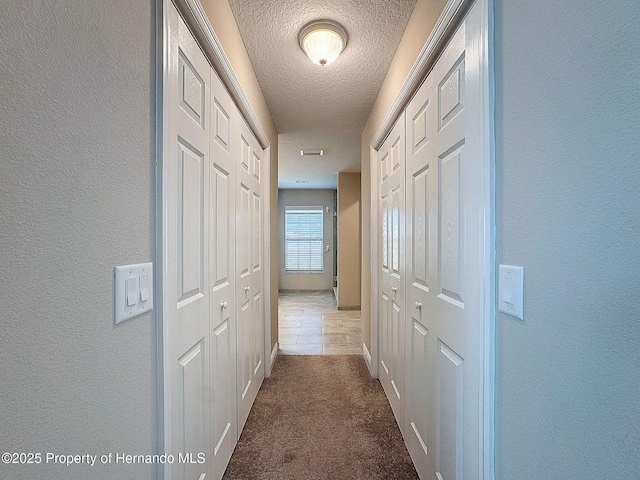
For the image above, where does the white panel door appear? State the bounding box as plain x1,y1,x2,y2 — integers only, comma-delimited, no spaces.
236,119,264,433
405,7,487,479
165,6,211,479
378,113,406,428
208,70,239,479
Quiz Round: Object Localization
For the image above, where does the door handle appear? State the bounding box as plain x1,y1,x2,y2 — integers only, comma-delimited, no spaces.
221,301,228,309
415,302,422,310
391,287,397,293
245,286,250,293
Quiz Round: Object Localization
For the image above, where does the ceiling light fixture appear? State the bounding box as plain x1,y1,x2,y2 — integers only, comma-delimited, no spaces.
298,20,348,67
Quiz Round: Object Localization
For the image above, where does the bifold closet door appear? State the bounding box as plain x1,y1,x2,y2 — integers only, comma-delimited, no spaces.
165,4,245,479
404,5,487,479
209,70,239,479
165,6,212,480
236,119,265,433
378,113,406,428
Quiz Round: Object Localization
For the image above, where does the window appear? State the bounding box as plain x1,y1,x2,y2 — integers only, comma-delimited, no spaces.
285,206,324,272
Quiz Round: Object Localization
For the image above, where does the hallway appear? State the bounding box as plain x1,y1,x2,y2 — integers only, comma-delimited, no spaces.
278,292,362,355
3,1,639,479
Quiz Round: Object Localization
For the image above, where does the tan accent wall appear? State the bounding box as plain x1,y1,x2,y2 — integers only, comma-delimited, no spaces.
201,0,279,352
361,0,448,354
337,173,362,308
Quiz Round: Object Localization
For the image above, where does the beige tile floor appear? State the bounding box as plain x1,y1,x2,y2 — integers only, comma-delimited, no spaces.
278,291,362,355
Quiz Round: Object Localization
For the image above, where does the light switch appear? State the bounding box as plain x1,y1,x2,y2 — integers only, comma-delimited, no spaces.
498,265,523,320
126,277,138,306
114,262,153,324
139,274,150,302
502,276,514,305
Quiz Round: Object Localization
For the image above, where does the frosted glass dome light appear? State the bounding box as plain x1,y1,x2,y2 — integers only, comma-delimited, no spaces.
298,20,348,67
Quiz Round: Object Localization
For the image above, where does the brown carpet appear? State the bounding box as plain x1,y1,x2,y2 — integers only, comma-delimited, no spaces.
223,355,419,480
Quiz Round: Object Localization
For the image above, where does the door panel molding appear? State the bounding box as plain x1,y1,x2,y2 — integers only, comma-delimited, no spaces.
378,115,406,429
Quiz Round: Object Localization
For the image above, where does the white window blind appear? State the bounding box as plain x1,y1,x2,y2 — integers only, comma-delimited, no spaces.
285,206,324,272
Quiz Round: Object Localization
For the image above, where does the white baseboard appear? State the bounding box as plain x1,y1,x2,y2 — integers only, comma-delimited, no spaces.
362,342,372,371
270,342,279,368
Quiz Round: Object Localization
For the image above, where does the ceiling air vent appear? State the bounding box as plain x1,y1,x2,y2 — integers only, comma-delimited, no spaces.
300,149,324,156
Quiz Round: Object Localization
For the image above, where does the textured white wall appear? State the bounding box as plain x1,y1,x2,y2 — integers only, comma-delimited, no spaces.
278,189,336,291
0,1,156,479
494,0,640,477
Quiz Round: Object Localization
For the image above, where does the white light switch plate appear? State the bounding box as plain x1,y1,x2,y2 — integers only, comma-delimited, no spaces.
498,264,524,320
114,262,153,324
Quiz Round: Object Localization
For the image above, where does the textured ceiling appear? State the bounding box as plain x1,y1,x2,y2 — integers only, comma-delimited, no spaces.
228,0,417,189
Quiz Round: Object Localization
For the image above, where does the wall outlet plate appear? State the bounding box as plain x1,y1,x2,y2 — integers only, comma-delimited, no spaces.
114,262,153,324
498,264,524,320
